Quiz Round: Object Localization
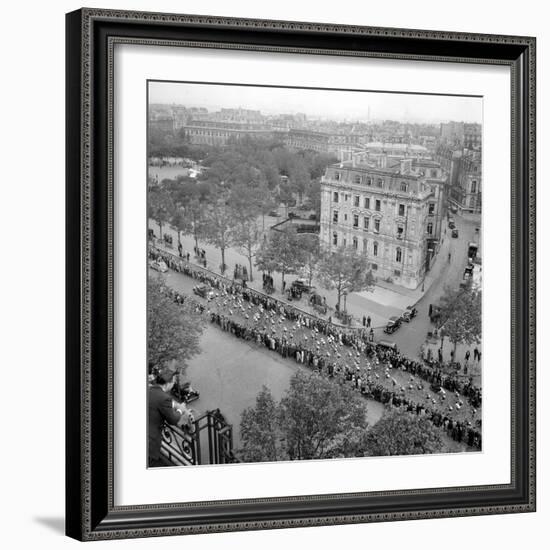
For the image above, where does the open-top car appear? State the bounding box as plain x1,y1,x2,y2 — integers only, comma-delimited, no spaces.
148,258,168,273
192,284,215,300
384,316,401,334
402,305,418,322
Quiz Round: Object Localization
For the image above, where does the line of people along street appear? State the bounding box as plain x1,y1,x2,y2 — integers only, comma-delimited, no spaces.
149,246,482,449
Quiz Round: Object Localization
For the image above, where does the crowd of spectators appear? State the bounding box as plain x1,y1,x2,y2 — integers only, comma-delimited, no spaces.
149,246,482,450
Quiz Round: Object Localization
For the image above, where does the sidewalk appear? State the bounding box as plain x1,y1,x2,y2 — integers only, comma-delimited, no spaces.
150,218,450,328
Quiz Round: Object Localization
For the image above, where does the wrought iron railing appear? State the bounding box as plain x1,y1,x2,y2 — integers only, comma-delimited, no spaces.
160,410,239,466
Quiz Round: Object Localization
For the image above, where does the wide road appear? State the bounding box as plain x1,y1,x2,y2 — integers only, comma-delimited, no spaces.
159,269,385,446
385,214,480,360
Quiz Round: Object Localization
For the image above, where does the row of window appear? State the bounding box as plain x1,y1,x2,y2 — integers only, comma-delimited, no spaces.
333,194,384,210
333,192,437,216
331,233,405,263
333,172,410,192
331,212,434,236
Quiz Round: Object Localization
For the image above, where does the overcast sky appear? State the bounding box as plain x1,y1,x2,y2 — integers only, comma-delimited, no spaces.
149,81,482,124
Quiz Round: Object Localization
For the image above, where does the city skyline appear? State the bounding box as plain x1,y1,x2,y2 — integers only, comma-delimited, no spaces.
148,81,483,125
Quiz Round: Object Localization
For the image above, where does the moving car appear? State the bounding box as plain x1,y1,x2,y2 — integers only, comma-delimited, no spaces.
451,228,459,238
402,305,418,322
448,217,456,229
384,316,401,334
192,284,215,299
148,258,168,273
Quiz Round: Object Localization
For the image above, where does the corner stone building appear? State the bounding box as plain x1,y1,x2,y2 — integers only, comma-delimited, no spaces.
320,158,445,290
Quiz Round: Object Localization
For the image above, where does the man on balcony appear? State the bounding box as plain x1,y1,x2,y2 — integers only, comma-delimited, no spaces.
148,366,194,468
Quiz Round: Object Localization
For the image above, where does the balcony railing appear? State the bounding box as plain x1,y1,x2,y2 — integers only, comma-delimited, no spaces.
160,409,240,467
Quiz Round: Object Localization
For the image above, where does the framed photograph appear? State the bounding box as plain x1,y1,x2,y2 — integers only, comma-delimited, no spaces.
66,8,536,541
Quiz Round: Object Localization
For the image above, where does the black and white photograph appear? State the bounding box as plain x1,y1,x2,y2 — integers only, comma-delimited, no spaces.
146,81,483,468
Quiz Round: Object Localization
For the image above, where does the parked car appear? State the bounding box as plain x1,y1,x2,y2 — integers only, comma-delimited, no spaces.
291,278,315,293
451,228,459,238
171,381,200,405
148,259,168,273
448,217,456,229
268,210,281,217
192,284,215,299
308,213,318,221
463,263,474,278
384,316,401,334
402,305,418,322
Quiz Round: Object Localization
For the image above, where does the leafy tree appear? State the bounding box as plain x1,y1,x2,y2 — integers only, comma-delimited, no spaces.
288,160,310,205
148,186,174,239
436,286,482,358
171,206,189,247
203,195,236,274
228,183,261,222
147,276,204,371
238,372,370,462
238,386,284,462
317,246,375,310
278,371,370,460
255,226,303,289
185,197,207,254
232,218,262,282
277,179,296,214
297,233,321,289
245,181,278,230
304,179,322,219
365,409,443,456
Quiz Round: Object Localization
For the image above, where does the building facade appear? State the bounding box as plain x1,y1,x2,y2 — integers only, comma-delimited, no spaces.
463,123,482,151
320,157,445,289
450,150,482,214
180,121,276,146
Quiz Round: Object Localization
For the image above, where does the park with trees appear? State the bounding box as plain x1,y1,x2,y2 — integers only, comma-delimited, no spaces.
147,134,371,314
